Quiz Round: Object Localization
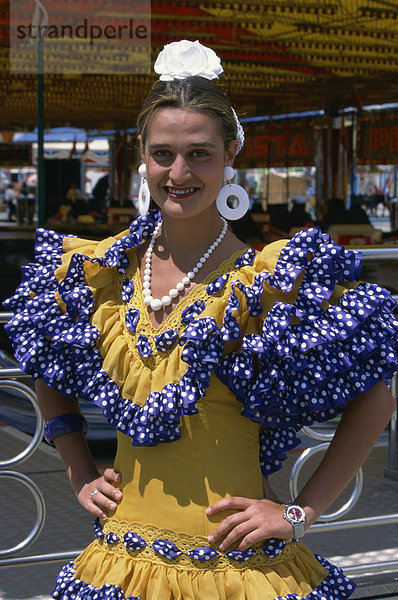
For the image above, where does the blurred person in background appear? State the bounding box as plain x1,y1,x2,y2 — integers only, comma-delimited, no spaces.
4,182,16,221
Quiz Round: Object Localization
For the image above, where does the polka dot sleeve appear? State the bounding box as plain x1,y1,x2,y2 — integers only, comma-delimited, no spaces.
2,228,98,399
216,227,398,476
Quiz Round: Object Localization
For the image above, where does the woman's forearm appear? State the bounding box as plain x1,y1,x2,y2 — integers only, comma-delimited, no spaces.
295,381,396,528
52,431,100,495
35,379,100,493
35,379,122,518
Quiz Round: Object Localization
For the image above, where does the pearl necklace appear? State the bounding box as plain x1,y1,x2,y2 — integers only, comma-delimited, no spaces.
143,218,228,311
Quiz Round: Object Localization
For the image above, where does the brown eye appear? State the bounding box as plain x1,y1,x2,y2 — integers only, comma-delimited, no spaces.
192,150,209,157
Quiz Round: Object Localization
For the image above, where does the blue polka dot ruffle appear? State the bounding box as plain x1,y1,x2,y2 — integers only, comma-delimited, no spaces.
93,518,287,565
154,329,179,352
216,228,398,475
123,531,146,550
135,334,152,357
125,308,139,333
50,544,357,599
121,278,135,302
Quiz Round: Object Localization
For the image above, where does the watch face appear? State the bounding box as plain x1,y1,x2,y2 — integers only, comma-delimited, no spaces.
286,505,305,524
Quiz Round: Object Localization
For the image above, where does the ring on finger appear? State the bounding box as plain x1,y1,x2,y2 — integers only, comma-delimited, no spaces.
90,488,100,500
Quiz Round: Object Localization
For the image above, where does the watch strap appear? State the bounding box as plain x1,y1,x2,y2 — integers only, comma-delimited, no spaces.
292,521,305,538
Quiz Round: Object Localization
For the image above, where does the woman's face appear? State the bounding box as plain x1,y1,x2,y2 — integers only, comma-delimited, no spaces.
142,108,237,220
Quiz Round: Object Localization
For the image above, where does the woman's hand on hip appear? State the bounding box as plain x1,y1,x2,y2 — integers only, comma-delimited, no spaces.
77,468,123,519
206,497,292,551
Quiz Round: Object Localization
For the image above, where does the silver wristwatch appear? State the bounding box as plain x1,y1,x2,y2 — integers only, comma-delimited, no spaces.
283,503,306,538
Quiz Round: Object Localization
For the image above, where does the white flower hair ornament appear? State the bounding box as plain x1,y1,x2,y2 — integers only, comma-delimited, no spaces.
154,40,244,154
154,39,223,81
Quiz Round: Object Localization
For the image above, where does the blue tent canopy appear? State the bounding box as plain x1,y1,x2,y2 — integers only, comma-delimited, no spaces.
13,127,110,144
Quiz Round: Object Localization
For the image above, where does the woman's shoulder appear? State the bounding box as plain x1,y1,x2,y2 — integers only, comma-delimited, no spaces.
236,226,363,285
250,238,289,275
218,227,398,476
230,237,289,287
2,212,160,319
36,211,162,276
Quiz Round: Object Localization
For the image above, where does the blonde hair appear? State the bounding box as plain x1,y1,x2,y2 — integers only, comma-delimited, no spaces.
137,77,238,151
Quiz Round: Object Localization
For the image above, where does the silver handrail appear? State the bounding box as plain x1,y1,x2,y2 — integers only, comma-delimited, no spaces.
0,471,46,558
357,247,398,261
0,380,44,468
289,443,364,521
309,513,398,532
0,312,14,323
0,376,46,556
0,367,29,378
388,374,397,473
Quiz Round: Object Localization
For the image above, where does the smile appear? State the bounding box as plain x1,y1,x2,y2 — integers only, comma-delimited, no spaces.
166,186,198,198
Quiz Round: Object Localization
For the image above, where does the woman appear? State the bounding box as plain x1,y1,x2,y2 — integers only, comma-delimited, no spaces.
4,40,397,600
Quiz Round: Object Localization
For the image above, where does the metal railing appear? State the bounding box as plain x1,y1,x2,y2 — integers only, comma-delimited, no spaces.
0,379,46,558
1,245,398,579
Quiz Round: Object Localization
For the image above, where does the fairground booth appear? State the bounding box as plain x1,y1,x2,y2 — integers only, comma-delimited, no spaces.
0,0,397,241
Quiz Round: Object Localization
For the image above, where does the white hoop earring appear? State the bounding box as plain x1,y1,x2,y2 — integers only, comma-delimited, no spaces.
138,163,151,217
216,166,249,220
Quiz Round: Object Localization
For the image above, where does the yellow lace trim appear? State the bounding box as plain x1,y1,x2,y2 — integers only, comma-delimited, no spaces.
114,247,246,368
98,519,297,572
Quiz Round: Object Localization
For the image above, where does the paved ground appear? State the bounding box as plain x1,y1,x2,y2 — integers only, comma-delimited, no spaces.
0,423,397,600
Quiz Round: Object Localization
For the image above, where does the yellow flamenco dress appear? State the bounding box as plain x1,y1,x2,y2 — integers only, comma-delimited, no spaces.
4,210,398,600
